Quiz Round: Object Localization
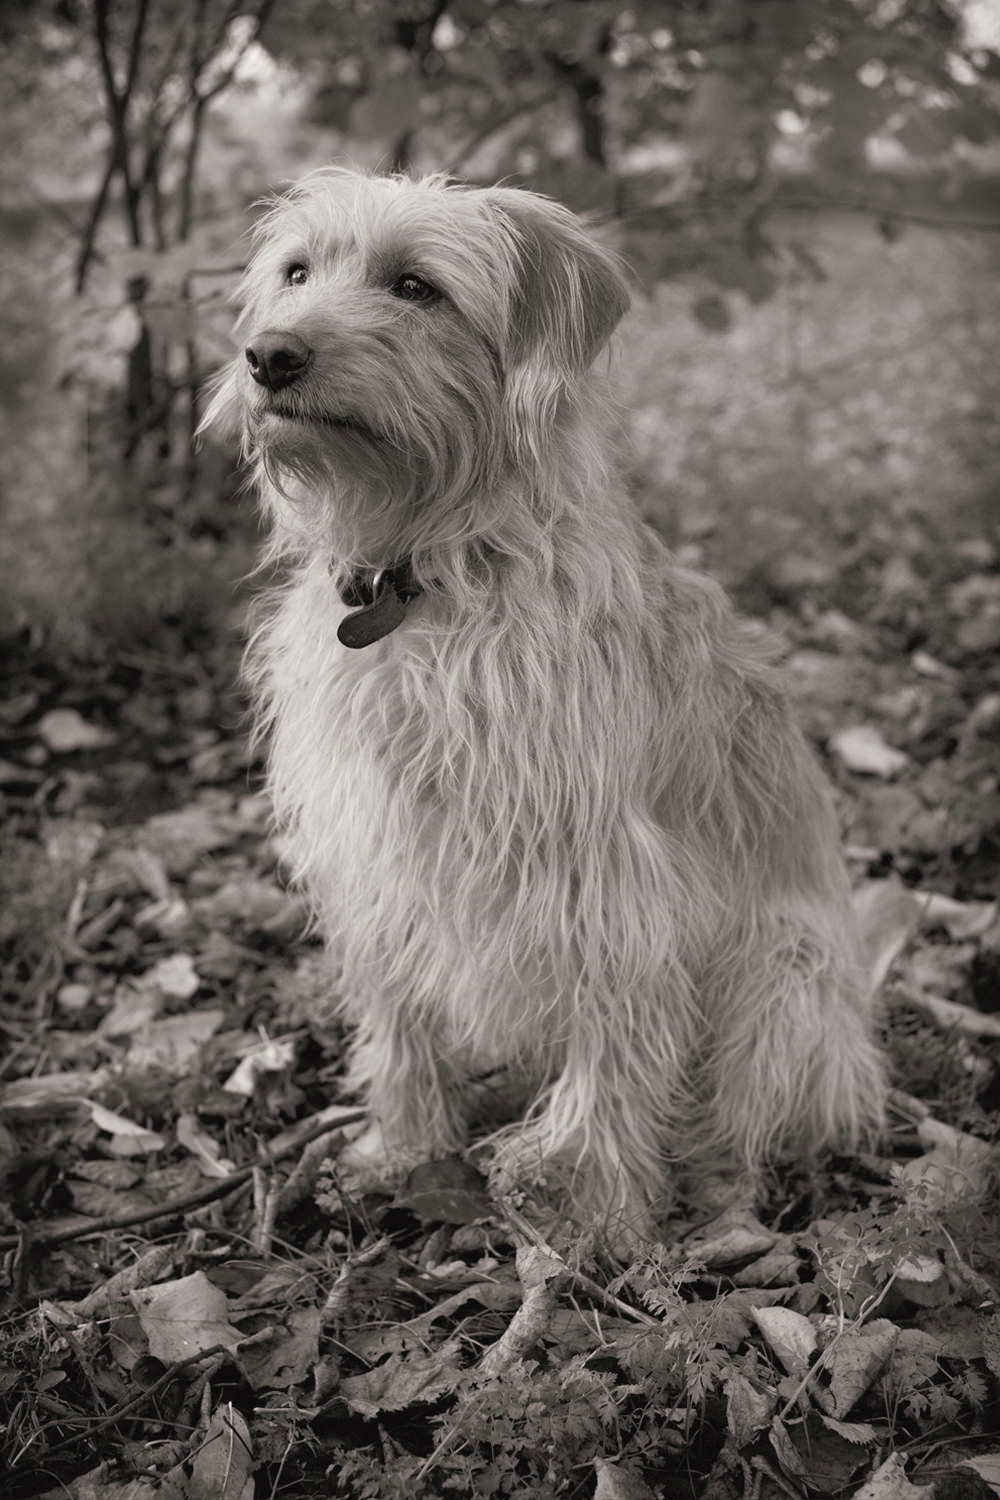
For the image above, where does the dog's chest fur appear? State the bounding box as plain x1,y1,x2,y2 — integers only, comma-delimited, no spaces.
253,548,727,1059
256,558,573,1056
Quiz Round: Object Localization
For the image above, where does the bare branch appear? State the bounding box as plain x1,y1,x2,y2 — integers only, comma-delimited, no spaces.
444,90,559,175
74,152,116,293
91,0,151,251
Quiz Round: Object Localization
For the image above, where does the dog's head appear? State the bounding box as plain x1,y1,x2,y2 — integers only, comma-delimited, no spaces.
203,168,629,563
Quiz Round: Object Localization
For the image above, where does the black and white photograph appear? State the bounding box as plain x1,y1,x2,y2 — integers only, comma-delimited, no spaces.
2,2,1000,1495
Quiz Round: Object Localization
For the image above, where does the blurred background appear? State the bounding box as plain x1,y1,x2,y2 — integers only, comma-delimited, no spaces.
1,0,999,882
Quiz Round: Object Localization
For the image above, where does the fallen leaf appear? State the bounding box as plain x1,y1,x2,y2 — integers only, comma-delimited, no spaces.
195,876,296,929
234,792,270,828
961,1455,1000,1499
817,1414,877,1443
99,987,162,1037
851,786,928,856
917,891,997,940
852,1452,926,1500
958,607,1000,654
139,953,200,1000
1,1069,111,1110
37,707,116,753
725,1368,774,1446
948,574,1000,613
85,1101,166,1154
478,1242,564,1377
69,1173,157,1218
0,757,40,785
126,1008,224,1072
895,1263,951,1307
57,982,92,1011
177,1114,236,1178
809,610,862,649
396,1159,494,1224
907,942,976,997
894,1254,944,1283
770,1410,871,1492
45,820,104,869
593,1458,658,1500
830,725,909,778
240,1306,320,1390
985,1312,1000,1378
897,1120,994,1208
223,1035,296,1096
351,1280,521,1362
0,689,39,724
339,1339,464,1416
908,991,1000,1039
966,693,1000,735
684,1208,778,1268
853,880,921,989
111,845,171,900
817,1319,899,1418
36,1467,184,1500
730,1241,801,1287
134,895,190,935
916,1305,989,1361
751,1306,817,1377
75,1246,176,1317
131,1271,242,1362
187,1403,254,1500
911,650,956,680
140,804,240,876
878,553,921,605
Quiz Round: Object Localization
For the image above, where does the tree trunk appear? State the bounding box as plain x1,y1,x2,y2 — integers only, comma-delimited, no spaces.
544,29,612,168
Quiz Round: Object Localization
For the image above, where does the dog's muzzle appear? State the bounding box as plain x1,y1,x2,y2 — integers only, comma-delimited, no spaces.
245,331,312,391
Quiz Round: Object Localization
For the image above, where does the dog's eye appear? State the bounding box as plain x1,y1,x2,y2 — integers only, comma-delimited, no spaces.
285,264,309,287
391,274,438,304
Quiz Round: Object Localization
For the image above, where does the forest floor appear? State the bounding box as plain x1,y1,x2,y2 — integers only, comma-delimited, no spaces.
2,214,1000,1500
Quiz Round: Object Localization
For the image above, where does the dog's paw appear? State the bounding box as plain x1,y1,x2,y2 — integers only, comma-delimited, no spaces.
336,1123,435,1194
683,1169,759,1218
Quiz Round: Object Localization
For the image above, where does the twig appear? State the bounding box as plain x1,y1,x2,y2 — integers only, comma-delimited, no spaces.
503,1204,659,1328
12,1344,232,1468
0,1108,366,1251
251,1167,281,1255
322,1234,393,1326
444,91,559,176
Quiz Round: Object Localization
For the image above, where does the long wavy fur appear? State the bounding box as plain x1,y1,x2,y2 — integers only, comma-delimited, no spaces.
205,167,885,1232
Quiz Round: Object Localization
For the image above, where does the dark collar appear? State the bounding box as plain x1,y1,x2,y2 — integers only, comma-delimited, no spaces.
336,558,424,649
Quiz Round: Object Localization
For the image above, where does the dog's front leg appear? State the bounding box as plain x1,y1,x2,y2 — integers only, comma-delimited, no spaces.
488,1020,675,1250
337,991,469,1188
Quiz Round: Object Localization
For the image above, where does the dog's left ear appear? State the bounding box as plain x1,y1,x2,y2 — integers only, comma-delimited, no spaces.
487,188,630,378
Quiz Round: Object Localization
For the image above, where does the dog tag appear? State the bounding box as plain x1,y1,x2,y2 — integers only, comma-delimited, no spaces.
337,570,409,649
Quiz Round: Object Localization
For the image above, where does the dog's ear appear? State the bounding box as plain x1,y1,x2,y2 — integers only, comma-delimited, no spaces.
485,188,629,465
487,188,630,377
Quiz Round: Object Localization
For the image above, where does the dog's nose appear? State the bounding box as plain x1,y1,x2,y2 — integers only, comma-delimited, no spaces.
245,331,312,391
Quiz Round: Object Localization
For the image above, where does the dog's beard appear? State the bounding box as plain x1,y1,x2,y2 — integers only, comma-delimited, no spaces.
243,376,505,568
